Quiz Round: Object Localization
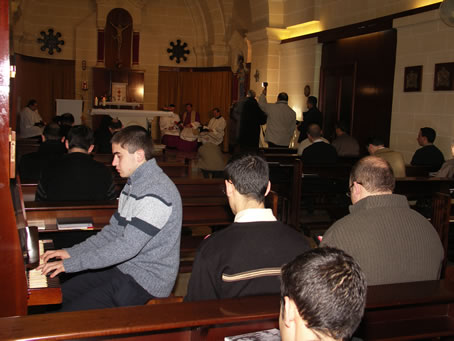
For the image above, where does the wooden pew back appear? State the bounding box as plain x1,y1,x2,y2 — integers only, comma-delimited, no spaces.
1,280,454,339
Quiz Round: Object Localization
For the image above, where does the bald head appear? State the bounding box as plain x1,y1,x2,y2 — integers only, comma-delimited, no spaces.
307,123,321,140
350,156,395,194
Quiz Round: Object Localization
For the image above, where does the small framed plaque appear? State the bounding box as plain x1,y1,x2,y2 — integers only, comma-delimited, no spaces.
434,62,454,91
404,66,422,92
112,82,128,102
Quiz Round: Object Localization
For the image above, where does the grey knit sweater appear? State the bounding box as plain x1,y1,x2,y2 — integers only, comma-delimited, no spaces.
321,194,443,285
63,159,182,297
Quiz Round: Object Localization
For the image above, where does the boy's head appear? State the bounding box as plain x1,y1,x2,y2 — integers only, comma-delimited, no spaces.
280,247,367,341
223,154,270,214
111,125,153,178
66,125,94,152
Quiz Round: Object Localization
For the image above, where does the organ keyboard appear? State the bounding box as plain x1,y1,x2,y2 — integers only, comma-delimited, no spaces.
27,239,62,306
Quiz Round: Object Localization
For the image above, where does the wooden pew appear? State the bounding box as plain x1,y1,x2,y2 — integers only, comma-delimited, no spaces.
24,198,233,230
267,158,302,229
1,280,454,339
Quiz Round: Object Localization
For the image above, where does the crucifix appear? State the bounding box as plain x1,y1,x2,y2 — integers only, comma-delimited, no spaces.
110,21,130,63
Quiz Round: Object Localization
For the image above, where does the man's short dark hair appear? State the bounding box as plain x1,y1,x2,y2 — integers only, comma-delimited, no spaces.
366,136,385,147
213,107,220,113
277,92,289,102
67,125,94,151
350,156,395,193
280,247,367,340
224,154,269,203
336,121,349,133
420,127,436,143
108,119,123,130
247,89,256,98
307,96,317,106
307,123,321,138
27,99,37,107
185,103,192,108
111,125,153,160
43,122,62,141
60,113,75,126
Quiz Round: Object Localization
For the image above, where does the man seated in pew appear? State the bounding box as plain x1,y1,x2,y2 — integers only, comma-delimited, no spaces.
301,123,338,164
411,127,445,172
35,125,116,201
38,126,183,311
56,112,75,140
19,99,45,138
436,139,454,177
95,117,123,154
321,156,444,285
185,154,310,301
280,247,366,341
366,136,406,177
332,121,360,157
19,122,66,181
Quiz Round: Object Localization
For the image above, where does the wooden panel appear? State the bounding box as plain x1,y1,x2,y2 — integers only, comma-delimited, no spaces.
320,29,397,149
0,0,29,317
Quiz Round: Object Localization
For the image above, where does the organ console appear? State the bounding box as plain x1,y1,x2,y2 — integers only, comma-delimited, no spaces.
0,176,62,317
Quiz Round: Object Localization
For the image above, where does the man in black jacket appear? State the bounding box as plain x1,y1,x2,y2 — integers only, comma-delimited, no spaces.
185,155,310,301
36,125,116,201
298,96,323,143
411,127,444,172
235,90,267,153
302,124,337,164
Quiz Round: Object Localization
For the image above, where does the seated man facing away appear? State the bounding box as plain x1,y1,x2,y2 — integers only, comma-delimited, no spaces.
366,137,406,177
280,247,366,341
411,127,445,172
332,121,360,157
185,154,310,301
35,125,116,201
321,156,444,285
38,126,183,311
19,122,66,181
301,123,338,164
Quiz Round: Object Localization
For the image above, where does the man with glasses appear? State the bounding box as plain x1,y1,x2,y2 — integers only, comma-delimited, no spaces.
321,156,443,285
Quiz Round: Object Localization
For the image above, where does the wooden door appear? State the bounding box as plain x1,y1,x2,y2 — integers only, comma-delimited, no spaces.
320,64,356,141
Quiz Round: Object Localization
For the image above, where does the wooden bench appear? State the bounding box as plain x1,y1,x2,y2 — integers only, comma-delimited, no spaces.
1,280,454,340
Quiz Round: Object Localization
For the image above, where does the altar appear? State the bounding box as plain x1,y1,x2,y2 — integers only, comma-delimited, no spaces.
90,108,173,130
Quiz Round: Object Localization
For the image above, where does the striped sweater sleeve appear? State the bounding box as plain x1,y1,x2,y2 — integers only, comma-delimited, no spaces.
63,194,172,273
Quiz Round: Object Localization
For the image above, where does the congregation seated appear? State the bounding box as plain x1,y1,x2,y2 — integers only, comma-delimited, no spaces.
185,154,310,301
280,247,366,341
411,127,445,172
436,139,454,177
301,124,337,164
37,126,182,312
321,156,444,285
366,136,406,177
177,103,200,152
19,122,66,181
331,120,360,157
159,104,180,149
35,125,116,201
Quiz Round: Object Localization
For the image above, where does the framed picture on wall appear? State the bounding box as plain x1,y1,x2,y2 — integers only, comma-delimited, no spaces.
434,62,454,91
404,66,422,92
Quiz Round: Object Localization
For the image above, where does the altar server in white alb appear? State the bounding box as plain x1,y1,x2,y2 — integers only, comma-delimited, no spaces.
198,107,226,146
